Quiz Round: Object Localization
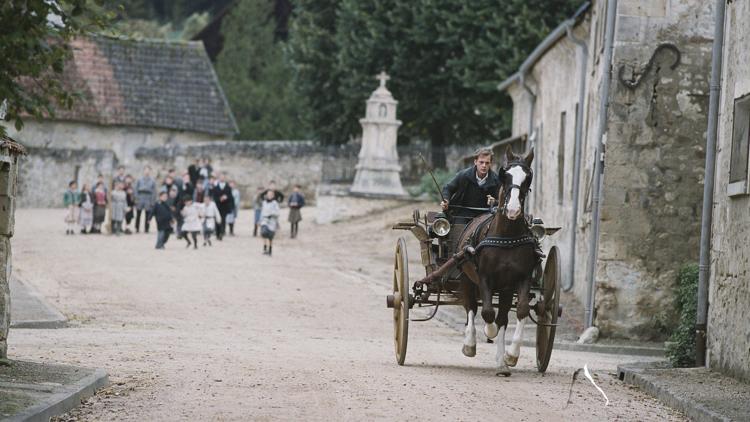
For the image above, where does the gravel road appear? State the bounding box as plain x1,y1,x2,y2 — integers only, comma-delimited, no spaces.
8,207,685,421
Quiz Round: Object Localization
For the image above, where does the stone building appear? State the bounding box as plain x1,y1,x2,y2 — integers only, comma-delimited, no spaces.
499,0,713,339
706,0,750,382
0,136,26,361
5,35,238,207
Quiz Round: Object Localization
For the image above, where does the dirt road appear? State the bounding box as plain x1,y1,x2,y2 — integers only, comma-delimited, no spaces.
8,207,684,420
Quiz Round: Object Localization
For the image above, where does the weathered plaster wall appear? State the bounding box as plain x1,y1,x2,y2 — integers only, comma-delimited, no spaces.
7,119,213,168
18,148,116,208
508,20,592,291
708,0,750,383
595,0,712,339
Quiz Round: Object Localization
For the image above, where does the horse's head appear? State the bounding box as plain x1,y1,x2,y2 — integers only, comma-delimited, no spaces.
497,146,534,221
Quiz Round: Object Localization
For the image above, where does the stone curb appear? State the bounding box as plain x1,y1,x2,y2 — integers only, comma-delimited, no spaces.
2,368,109,422
616,364,730,422
9,319,68,330
10,277,68,329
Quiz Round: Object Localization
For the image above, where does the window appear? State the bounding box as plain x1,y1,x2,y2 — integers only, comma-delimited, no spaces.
558,111,567,205
729,94,750,196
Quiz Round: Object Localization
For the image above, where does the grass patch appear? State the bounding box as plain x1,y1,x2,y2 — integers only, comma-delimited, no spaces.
666,263,698,367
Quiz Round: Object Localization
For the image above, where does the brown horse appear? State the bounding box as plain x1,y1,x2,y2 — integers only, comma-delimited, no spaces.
458,146,537,376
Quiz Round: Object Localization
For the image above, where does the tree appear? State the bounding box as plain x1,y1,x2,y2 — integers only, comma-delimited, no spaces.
0,0,108,136
215,0,308,139
289,0,582,166
287,0,345,143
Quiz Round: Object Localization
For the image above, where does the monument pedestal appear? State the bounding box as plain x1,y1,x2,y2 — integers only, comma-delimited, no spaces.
350,71,407,198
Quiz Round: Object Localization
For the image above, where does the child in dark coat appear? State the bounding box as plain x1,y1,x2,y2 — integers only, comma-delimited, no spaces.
154,191,174,249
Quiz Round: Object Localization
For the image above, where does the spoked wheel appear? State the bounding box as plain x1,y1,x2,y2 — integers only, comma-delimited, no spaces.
392,237,410,365
536,245,561,373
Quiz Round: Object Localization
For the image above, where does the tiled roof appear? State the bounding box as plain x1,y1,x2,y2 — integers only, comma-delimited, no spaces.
52,36,238,136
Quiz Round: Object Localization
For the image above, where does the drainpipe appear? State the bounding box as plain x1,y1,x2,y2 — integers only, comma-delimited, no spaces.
519,73,538,210
565,25,588,292
696,0,726,368
584,0,617,329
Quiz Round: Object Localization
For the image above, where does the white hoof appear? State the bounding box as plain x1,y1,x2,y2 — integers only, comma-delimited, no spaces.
504,353,519,367
484,323,499,339
496,364,511,377
462,344,476,357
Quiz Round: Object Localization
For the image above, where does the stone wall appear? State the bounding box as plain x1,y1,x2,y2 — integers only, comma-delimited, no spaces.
707,0,750,383
505,0,713,340
596,0,713,339
14,127,474,208
0,147,21,360
18,148,116,208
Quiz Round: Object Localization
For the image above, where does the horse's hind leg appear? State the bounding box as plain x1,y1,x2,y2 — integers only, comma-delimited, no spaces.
479,276,499,339
460,280,478,357
495,293,512,376
505,278,531,367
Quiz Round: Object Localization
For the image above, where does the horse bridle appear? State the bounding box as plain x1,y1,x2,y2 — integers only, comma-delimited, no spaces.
497,162,533,216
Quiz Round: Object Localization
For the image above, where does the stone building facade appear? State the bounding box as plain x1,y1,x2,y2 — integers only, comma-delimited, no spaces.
0,137,25,361
500,0,713,339
707,0,750,383
5,35,238,207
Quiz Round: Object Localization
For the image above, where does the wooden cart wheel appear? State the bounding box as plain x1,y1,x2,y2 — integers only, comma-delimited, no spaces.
536,245,560,373
393,237,410,365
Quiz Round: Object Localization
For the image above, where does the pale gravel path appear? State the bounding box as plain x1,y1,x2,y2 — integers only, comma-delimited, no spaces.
8,207,684,421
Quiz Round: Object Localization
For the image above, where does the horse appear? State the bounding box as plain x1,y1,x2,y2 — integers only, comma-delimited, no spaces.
458,146,537,376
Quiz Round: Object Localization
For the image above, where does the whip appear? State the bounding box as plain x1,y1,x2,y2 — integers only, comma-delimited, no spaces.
418,153,445,203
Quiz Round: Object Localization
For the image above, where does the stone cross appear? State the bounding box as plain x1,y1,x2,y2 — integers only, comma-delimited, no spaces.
376,71,390,88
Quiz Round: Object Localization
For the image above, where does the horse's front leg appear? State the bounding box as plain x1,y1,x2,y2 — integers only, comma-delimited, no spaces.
479,276,498,339
505,278,531,367
495,293,512,376
462,309,477,357
461,279,478,357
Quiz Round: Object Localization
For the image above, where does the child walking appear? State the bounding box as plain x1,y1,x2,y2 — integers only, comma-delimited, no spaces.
63,181,80,235
181,196,202,249
153,191,173,249
201,195,221,246
287,185,305,239
260,190,280,256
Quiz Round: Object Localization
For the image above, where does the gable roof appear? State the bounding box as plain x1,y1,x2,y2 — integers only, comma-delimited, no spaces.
53,35,238,136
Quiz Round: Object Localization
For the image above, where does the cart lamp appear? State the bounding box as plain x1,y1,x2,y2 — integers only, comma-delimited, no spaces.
433,218,451,237
530,223,546,241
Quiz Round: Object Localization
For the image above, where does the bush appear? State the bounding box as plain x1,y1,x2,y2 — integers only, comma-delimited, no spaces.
410,169,454,201
666,263,699,367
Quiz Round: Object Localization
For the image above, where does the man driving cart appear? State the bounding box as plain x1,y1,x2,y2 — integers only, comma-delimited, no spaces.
440,147,544,258
440,148,499,223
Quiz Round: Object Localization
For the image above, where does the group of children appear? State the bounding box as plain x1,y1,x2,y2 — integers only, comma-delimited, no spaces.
62,165,307,257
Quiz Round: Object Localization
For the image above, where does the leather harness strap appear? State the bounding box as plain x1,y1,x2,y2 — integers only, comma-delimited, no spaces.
475,235,537,252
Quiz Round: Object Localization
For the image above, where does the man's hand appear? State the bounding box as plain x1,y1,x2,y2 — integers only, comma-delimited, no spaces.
441,199,449,211
487,195,497,206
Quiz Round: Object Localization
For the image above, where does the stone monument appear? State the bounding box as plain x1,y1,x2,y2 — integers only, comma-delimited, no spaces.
350,71,406,197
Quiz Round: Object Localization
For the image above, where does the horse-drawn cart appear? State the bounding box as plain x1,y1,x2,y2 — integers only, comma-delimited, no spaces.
386,208,562,373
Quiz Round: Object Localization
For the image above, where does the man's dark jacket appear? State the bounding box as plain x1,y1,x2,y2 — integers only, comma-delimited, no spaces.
442,166,501,218
212,182,234,215
153,201,173,231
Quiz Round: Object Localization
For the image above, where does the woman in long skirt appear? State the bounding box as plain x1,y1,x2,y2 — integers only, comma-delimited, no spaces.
92,182,107,233
78,184,94,234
